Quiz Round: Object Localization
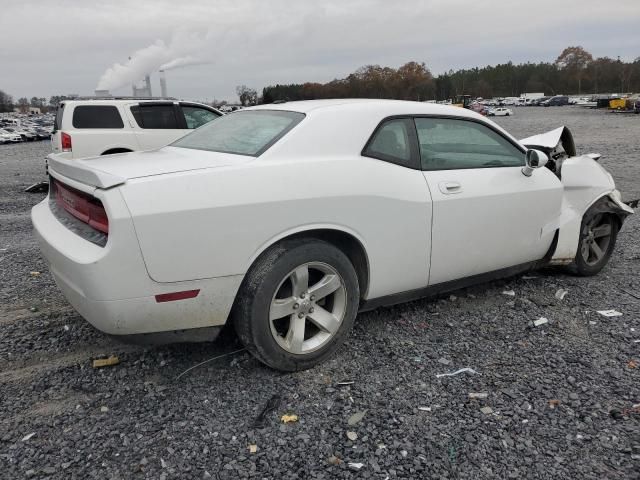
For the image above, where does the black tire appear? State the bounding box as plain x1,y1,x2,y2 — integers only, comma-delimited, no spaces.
569,205,618,276
232,238,360,371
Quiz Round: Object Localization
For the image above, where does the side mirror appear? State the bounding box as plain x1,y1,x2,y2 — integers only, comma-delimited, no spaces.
522,149,548,177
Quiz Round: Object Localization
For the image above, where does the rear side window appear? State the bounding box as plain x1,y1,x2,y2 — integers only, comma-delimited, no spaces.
182,105,220,129
131,104,179,129
363,118,416,168
172,110,304,156
72,106,124,129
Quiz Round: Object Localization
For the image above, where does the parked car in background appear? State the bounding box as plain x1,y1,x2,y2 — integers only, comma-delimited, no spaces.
488,107,514,117
4,126,36,141
34,99,633,371
543,96,569,107
0,128,23,143
51,98,222,159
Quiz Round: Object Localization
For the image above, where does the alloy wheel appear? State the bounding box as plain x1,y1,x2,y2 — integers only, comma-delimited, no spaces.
580,213,613,266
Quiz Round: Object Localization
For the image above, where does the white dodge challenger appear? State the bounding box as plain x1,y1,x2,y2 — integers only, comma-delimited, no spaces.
32,100,633,371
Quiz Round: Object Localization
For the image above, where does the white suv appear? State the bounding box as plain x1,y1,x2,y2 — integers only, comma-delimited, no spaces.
51,98,222,159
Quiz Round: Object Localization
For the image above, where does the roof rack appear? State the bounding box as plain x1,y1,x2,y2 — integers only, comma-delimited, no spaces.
69,96,178,101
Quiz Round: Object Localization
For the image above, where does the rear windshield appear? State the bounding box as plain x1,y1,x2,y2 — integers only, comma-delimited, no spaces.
172,110,305,156
72,105,124,129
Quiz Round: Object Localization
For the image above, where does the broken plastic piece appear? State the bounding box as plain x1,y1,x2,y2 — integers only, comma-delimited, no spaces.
92,356,120,368
597,309,622,317
348,462,364,470
346,431,358,441
533,317,549,327
436,368,480,378
502,290,516,296
555,288,568,300
21,433,35,442
418,406,432,412
248,444,258,454
280,414,299,423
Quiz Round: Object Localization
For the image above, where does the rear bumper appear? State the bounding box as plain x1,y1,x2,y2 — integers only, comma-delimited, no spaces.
31,192,243,338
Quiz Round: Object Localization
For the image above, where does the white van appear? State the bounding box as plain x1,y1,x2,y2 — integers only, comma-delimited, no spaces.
51,98,222,159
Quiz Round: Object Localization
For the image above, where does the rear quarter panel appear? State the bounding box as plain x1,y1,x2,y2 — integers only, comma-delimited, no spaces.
121,157,432,300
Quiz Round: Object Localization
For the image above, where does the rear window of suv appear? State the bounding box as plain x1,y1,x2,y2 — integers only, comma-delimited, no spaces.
171,110,304,156
72,105,124,129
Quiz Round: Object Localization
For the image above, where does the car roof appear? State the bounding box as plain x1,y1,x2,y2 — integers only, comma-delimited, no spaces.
247,98,484,120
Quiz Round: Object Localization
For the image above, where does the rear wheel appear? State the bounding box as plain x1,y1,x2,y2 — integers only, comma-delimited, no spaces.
233,239,359,371
570,207,618,276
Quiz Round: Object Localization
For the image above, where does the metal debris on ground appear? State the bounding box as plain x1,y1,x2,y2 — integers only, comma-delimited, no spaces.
555,288,568,300
597,309,623,317
337,381,354,386
92,356,120,368
533,317,549,327
253,394,282,428
175,348,246,380
436,368,480,378
280,414,299,423
347,410,367,426
469,392,489,399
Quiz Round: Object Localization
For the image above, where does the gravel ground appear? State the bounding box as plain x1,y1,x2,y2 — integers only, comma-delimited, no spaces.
1,107,639,479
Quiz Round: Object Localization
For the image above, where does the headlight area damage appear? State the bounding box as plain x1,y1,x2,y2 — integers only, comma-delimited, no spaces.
521,126,634,265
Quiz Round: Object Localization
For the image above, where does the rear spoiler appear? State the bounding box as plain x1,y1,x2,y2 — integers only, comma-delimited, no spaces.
47,153,126,189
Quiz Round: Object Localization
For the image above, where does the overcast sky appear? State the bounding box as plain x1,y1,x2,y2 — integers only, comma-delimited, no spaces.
2,0,638,102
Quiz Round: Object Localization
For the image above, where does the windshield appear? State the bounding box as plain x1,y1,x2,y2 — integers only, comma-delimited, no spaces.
172,110,305,156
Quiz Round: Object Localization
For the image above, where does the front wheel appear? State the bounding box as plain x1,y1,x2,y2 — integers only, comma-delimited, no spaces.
233,239,359,371
570,207,618,276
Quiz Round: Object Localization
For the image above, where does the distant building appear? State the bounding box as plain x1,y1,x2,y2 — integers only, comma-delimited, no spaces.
14,106,41,114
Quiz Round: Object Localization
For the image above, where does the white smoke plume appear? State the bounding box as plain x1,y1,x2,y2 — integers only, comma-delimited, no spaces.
96,31,210,91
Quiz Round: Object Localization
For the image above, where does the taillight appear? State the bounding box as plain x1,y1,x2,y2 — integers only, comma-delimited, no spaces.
50,179,109,245
61,132,72,151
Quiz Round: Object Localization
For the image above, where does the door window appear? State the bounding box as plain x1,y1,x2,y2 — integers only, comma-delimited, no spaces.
415,117,524,170
363,118,415,168
131,104,179,129
182,106,220,129
72,106,124,129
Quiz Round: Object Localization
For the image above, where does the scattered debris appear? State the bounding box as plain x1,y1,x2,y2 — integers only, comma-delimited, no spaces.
533,317,549,327
337,381,354,386
502,290,516,297
348,462,364,470
449,295,457,301
160,458,167,468
589,321,597,325
436,368,480,378
548,399,561,408
92,356,120,368
248,444,258,454
280,414,299,423
21,433,35,442
254,394,281,428
522,275,538,280
619,287,640,300
437,357,451,365
597,309,622,317
469,392,489,400
418,406,432,412
628,360,638,369
347,411,367,426
100,406,109,413
555,288,568,300
327,455,342,465
346,431,358,441
175,348,245,380
29,307,38,312
29,271,41,277
480,406,494,415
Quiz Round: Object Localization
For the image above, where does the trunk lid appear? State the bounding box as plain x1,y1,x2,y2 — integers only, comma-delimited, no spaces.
47,146,252,189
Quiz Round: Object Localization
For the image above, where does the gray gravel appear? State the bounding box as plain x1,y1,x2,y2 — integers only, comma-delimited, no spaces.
1,108,639,479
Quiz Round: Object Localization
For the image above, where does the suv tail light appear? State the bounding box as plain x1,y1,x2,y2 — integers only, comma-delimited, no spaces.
50,179,109,246
61,131,72,152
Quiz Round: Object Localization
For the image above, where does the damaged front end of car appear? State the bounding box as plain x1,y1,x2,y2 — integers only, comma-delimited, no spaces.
520,126,634,265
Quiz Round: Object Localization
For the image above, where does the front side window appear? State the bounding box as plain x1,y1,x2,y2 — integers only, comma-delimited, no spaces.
415,117,524,170
131,104,179,129
72,105,124,129
182,106,220,129
172,110,304,156
363,118,414,168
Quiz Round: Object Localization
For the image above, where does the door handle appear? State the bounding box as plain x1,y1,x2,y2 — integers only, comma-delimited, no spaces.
438,181,462,194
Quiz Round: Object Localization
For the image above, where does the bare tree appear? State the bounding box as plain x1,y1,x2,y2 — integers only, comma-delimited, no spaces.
236,85,258,106
555,46,593,94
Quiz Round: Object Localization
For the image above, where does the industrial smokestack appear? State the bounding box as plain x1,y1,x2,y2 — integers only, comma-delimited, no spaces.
145,75,152,97
159,70,168,97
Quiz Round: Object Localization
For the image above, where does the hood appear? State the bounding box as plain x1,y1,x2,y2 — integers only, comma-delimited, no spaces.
520,126,576,157
47,146,253,189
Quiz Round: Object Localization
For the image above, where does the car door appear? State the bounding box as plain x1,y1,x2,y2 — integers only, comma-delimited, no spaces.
415,116,563,285
128,102,186,150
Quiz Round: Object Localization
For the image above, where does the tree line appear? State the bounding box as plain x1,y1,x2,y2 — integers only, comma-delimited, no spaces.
261,47,640,103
